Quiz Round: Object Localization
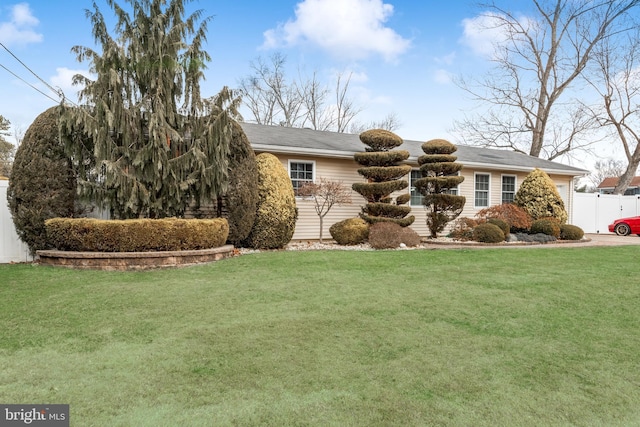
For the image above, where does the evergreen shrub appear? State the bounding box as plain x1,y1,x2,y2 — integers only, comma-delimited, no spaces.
560,224,584,240
487,218,510,240
473,222,505,243
329,217,369,245
514,168,568,224
243,153,297,249
7,107,79,254
530,218,561,238
45,218,229,252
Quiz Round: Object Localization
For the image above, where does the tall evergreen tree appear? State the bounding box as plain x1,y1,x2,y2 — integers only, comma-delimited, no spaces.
414,139,465,238
62,0,236,218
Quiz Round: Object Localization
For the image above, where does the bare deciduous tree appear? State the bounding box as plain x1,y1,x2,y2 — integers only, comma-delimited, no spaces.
587,158,627,190
585,32,640,194
350,112,402,134
455,0,640,160
239,53,398,133
297,178,352,243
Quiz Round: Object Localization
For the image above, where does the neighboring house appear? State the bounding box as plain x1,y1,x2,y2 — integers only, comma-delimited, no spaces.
597,176,640,195
240,122,588,240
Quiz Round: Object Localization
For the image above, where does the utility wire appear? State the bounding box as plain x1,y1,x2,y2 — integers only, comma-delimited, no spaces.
0,41,64,100
0,62,60,103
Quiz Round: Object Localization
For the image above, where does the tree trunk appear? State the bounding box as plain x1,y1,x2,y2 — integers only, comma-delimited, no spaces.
614,160,640,194
319,215,324,243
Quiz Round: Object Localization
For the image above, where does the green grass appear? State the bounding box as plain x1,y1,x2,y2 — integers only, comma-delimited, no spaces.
1,247,640,426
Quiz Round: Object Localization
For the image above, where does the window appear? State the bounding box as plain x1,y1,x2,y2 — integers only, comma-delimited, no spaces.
409,169,459,205
409,169,422,206
289,161,314,195
501,175,516,204
475,173,490,207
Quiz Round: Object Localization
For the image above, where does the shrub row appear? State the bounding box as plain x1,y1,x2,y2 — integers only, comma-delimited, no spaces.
45,218,229,252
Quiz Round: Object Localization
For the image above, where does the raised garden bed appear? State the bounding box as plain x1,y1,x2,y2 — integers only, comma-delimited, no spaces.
36,245,235,271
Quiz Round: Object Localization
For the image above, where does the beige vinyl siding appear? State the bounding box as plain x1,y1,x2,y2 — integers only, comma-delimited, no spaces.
257,151,577,239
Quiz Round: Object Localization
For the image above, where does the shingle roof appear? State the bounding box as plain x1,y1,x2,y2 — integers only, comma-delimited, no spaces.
239,122,588,176
597,176,640,188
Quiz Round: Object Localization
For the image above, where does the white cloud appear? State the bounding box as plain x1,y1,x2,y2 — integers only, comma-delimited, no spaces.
459,14,505,57
50,67,92,101
434,52,456,66
262,0,411,62
459,13,536,58
433,69,452,85
0,3,43,47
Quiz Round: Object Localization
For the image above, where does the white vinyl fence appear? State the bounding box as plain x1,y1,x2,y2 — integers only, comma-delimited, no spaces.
572,192,640,234
0,180,32,263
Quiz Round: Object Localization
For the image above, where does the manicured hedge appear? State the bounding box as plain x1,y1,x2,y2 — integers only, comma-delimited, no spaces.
45,218,229,252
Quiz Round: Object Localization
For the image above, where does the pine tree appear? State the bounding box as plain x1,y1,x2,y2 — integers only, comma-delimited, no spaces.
352,129,414,227
62,0,236,218
414,139,465,238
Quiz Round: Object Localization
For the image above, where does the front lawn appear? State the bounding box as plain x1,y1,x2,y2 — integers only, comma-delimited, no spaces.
1,247,639,426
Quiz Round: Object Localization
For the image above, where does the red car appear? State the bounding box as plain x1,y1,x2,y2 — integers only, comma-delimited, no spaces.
608,216,640,236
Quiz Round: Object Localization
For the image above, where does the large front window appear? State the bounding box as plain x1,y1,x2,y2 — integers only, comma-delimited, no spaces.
475,173,490,207
289,161,314,195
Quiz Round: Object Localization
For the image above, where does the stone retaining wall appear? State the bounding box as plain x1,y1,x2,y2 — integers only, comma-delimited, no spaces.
37,245,235,271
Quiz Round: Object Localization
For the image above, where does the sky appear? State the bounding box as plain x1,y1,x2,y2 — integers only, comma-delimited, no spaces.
0,0,623,173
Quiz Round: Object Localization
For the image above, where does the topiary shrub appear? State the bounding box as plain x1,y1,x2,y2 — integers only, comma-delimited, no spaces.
352,129,414,227
560,224,584,240
242,153,297,249
448,217,478,241
473,222,505,243
7,107,80,254
530,218,561,238
45,218,228,252
514,168,568,224
330,217,369,245
487,218,510,240
476,203,532,233
211,120,258,246
414,138,465,238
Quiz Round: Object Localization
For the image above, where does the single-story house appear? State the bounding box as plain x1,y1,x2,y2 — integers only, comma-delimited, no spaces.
239,122,589,240
597,176,640,195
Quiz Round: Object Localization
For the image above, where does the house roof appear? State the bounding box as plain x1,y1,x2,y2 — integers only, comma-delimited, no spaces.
597,176,640,188
240,122,588,176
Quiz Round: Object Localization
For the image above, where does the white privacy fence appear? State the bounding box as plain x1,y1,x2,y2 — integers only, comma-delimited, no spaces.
572,192,640,234
0,180,32,263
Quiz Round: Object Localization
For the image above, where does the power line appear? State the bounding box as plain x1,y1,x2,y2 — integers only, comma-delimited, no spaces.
0,61,60,104
0,41,63,100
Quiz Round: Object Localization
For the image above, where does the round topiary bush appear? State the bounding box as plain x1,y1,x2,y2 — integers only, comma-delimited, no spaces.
242,153,297,249
473,222,505,243
487,218,510,240
7,107,80,254
530,218,561,238
329,217,369,245
560,224,584,240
